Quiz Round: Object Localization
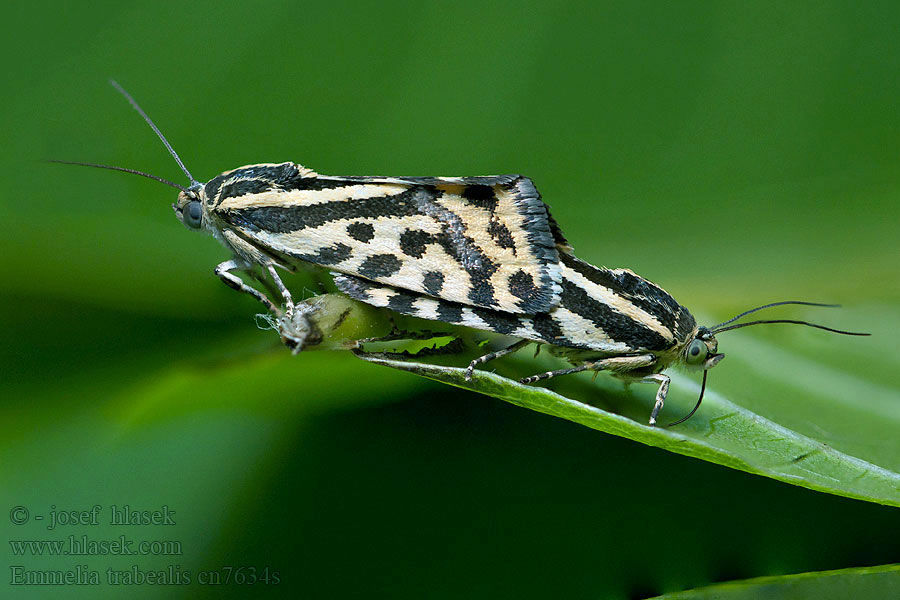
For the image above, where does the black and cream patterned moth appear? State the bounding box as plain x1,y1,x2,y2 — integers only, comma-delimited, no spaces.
55,81,869,425
331,256,868,426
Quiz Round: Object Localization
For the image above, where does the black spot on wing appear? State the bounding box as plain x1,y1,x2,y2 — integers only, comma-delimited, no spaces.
347,222,375,243
387,291,417,314
461,184,498,211
470,308,521,335
423,271,445,296
559,278,670,351
467,279,496,308
298,243,353,266
399,229,431,258
488,219,515,252
436,302,463,324
358,254,402,278
531,313,566,344
508,270,539,304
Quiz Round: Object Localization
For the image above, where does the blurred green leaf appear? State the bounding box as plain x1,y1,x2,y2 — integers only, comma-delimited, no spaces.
650,563,900,599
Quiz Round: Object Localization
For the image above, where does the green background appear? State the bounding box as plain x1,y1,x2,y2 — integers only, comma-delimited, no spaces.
2,1,898,598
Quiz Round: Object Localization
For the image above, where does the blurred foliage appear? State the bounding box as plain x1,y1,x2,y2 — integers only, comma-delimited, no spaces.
2,1,899,598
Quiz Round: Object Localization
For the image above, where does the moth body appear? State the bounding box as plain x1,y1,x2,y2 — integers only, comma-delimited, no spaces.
170,160,727,424
333,250,725,423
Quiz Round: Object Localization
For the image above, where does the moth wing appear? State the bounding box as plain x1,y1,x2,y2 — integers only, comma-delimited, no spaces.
213,164,564,313
391,175,574,253
333,273,547,342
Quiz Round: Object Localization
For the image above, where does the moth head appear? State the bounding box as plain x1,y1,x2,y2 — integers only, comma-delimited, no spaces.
682,326,725,371
692,301,870,370
173,185,205,231
667,301,869,427
50,80,204,230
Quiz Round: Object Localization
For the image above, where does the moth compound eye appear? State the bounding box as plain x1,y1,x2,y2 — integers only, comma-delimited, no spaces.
686,339,708,365
185,200,203,229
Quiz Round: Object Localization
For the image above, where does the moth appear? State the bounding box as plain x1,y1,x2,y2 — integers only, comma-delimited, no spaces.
56,81,868,425
57,82,565,320
332,259,868,425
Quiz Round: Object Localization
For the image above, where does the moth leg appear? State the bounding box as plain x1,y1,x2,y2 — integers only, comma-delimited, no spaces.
220,229,293,315
249,269,284,304
521,354,657,389
267,264,295,317
465,339,532,381
639,374,670,426
215,260,278,313
520,364,590,384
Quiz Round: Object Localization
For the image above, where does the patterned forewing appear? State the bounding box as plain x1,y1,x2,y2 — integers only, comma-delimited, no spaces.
209,163,562,313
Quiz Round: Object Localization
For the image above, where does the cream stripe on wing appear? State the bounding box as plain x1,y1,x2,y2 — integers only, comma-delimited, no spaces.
551,307,632,353
560,265,674,342
217,184,409,210
412,297,441,321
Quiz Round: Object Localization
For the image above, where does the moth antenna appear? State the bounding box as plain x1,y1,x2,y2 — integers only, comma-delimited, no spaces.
47,160,189,192
109,79,197,186
712,319,870,336
667,370,707,427
711,301,839,330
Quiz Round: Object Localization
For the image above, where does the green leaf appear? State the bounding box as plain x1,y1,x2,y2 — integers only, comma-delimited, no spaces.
357,312,900,507
649,563,900,599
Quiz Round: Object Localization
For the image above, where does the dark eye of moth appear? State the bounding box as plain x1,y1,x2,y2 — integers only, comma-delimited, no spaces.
686,338,708,365
185,200,202,229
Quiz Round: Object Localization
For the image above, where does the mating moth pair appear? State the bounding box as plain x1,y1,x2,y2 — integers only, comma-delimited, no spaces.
55,81,868,425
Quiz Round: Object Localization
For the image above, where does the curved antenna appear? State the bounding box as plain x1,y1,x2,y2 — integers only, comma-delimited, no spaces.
667,370,708,427
109,79,197,186
48,159,189,192
711,319,870,336
711,301,839,330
